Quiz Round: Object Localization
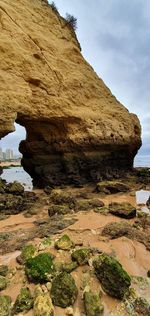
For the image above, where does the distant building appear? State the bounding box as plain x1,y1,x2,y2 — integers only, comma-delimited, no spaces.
0,148,3,160
5,149,14,160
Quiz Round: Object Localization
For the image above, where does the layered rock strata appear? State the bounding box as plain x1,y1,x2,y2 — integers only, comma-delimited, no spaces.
0,0,141,186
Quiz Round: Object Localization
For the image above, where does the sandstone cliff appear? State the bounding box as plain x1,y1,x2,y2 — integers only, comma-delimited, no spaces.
0,0,141,186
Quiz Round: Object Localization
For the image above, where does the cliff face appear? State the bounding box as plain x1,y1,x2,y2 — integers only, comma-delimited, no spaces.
0,0,141,186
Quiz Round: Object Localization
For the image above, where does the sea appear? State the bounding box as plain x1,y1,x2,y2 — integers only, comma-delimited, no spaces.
0,155,149,190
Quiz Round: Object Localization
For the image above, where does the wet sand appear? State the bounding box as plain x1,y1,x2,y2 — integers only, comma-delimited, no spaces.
0,186,150,315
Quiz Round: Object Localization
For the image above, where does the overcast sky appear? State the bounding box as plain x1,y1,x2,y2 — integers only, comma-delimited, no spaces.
0,0,149,157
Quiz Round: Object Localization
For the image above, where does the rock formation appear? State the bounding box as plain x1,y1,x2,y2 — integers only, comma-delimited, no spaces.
0,0,141,186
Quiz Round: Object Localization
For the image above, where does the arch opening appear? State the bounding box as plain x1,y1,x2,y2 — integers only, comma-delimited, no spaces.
0,123,33,191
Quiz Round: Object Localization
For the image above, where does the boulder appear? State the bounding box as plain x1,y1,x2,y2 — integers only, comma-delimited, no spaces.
84,290,104,316
96,181,129,194
48,205,70,217
108,202,136,219
0,295,12,316
25,253,54,283
0,0,141,187
51,272,78,308
13,287,33,314
93,254,131,299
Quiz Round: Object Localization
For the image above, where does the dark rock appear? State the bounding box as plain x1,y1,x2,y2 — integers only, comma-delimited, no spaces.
96,181,129,194
51,272,78,307
25,253,54,283
146,196,150,208
108,202,136,219
5,181,24,195
71,248,91,265
102,222,134,239
147,270,150,278
13,288,33,314
93,253,131,299
84,290,104,316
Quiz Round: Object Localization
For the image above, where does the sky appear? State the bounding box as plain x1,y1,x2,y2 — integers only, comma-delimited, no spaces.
0,0,149,156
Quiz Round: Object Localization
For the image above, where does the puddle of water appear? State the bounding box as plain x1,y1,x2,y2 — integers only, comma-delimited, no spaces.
136,190,150,214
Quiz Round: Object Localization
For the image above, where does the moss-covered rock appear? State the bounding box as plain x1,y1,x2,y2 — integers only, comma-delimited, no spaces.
93,254,131,299
25,253,54,283
50,189,75,207
108,202,136,219
0,276,7,291
13,287,33,314
75,200,91,211
134,297,150,315
71,248,91,265
51,272,78,308
21,244,37,261
48,204,70,217
96,181,129,194
0,295,12,316
5,181,24,195
84,290,104,316
62,261,78,273
55,235,74,250
0,265,8,277
34,286,54,316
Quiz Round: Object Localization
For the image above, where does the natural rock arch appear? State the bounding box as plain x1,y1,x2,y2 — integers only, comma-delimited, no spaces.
0,0,141,187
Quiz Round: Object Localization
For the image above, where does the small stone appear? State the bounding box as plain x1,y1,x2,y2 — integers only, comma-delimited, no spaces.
84,290,104,316
48,205,70,216
13,287,33,314
51,272,78,308
34,287,54,316
66,306,74,315
147,270,150,278
55,235,74,250
0,276,7,291
93,253,131,299
0,295,12,316
96,181,129,194
21,244,37,262
62,261,78,273
71,248,91,265
134,297,150,315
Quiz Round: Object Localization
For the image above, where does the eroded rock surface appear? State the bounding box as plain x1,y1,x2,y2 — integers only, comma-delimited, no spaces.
0,0,141,186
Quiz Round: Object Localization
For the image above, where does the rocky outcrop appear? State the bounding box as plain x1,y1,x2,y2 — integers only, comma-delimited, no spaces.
0,0,141,186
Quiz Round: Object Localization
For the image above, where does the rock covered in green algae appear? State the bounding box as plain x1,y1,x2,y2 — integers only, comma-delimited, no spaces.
62,261,78,273
84,290,104,316
21,244,37,261
51,272,78,308
96,181,129,194
50,189,75,207
71,248,91,265
34,286,54,316
0,276,7,291
0,265,8,277
0,295,12,316
93,254,131,299
55,235,74,250
13,287,33,314
108,202,136,219
134,297,150,315
25,253,54,283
